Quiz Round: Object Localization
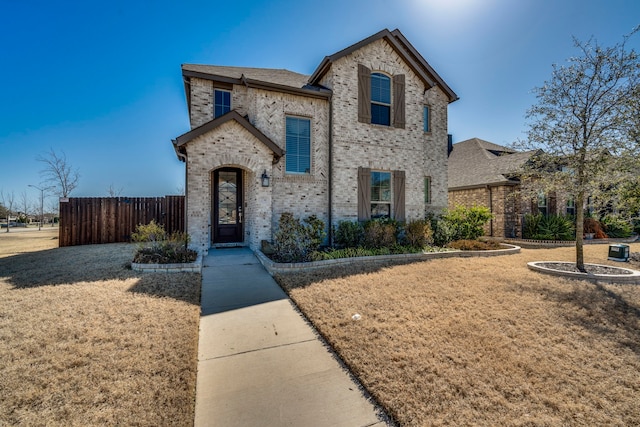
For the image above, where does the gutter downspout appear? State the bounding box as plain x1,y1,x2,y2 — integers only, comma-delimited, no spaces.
328,94,333,247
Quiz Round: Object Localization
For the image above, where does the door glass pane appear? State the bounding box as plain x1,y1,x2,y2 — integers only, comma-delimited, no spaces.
218,171,237,225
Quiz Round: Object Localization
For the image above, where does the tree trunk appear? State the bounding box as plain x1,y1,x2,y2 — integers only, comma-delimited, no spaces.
575,192,585,272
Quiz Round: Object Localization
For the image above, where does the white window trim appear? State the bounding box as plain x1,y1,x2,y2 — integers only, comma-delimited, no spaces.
284,115,313,175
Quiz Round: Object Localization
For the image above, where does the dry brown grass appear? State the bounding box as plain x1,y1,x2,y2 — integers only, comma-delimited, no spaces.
0,229,200,426
277,243,640,426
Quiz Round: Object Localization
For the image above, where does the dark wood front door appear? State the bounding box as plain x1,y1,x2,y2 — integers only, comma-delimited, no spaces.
213,168,243,244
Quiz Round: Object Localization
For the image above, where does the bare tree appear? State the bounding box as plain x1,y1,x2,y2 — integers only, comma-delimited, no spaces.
515,28,640,271
0,190,15,232
47,198,59,226
107,184,124,197
37,149,80,198
19,191,32,219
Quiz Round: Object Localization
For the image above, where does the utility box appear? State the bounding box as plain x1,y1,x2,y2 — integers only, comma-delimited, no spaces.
608,244,630,262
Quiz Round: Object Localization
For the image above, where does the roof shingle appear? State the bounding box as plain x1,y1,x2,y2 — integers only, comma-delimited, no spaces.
448,138,535,189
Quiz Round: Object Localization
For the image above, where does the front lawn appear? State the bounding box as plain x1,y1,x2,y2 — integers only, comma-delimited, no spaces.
276,243,640,426
0,229,200,426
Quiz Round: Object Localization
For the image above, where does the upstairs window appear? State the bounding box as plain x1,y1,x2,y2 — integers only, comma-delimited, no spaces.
285,117,311,174
371,73,391,126
358,65,404,128
214,89,231,118
423,106,430,132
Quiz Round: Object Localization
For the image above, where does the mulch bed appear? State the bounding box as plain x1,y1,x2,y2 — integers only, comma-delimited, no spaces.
537,262,633,275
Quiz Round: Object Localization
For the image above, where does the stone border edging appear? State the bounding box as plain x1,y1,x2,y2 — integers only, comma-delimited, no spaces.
504,236,637,249
527,261,640,284
131,253,203,273
255,244,521,275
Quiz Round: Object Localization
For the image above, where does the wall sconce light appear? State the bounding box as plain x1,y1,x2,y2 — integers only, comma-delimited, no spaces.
261,170,270,187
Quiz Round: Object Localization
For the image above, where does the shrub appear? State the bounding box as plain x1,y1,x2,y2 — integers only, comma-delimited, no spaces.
444,205,493,241
309,245,424,261
273,213,326,262
304,215,327,248
447,239,502,251
403,219,433,248
534,215,575,241
584,217,607,238
363,218,398,249
428,213,457,247
131,221,197,264
523,214,543,239
334,220,365,248
131,219,166,246
428,206,493,246
601,215,633,238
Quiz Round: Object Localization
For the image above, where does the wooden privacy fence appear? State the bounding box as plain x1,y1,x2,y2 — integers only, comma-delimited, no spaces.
59,196,185,247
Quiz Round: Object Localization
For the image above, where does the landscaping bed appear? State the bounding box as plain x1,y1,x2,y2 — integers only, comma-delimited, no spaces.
275,243,640,426
0,229,200,426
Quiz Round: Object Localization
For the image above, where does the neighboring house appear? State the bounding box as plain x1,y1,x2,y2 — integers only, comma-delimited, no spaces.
172,28,458,253
448,138,571,238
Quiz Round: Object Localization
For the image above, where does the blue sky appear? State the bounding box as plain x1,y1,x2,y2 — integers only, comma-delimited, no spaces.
1,0,638,207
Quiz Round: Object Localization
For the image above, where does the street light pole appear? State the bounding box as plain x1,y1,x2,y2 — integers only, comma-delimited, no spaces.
28,185,47,231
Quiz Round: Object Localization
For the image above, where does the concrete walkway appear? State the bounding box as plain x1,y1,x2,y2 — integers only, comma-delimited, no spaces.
195,247,389,427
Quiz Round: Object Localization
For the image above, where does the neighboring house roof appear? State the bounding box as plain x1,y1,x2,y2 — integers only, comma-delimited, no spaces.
308,28,458,103
448,138,535,190
172,110,284,162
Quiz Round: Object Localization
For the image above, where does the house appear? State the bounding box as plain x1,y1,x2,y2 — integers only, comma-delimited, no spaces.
172,29,458,253
448,138,573,238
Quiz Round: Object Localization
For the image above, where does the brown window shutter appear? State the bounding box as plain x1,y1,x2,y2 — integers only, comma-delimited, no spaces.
393,170,406,222
548,193,557,215
393,74,405,129
358,167,371,221
358,64,371,123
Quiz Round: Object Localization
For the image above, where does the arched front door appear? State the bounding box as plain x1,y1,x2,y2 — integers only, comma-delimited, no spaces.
212,168,243,244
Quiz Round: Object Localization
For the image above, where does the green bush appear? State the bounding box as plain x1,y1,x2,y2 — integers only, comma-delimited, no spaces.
444,205,493,241
534,215,575,240
602,215,633,238
333,220,364,248
523,214,543,239
523,214,575,241
428,206,493,246
131,219,166,245
402,219,433,248
131,221,197,264
273,213,326,262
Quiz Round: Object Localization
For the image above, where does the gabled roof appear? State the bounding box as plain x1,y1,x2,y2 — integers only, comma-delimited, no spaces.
172,110,284,162
308,28,458,103
448,138,535,190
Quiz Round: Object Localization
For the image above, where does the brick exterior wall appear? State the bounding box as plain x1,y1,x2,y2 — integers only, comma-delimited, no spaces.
320,38,450,223
182,36,451,252
449,186,523,238
448,185,556,239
